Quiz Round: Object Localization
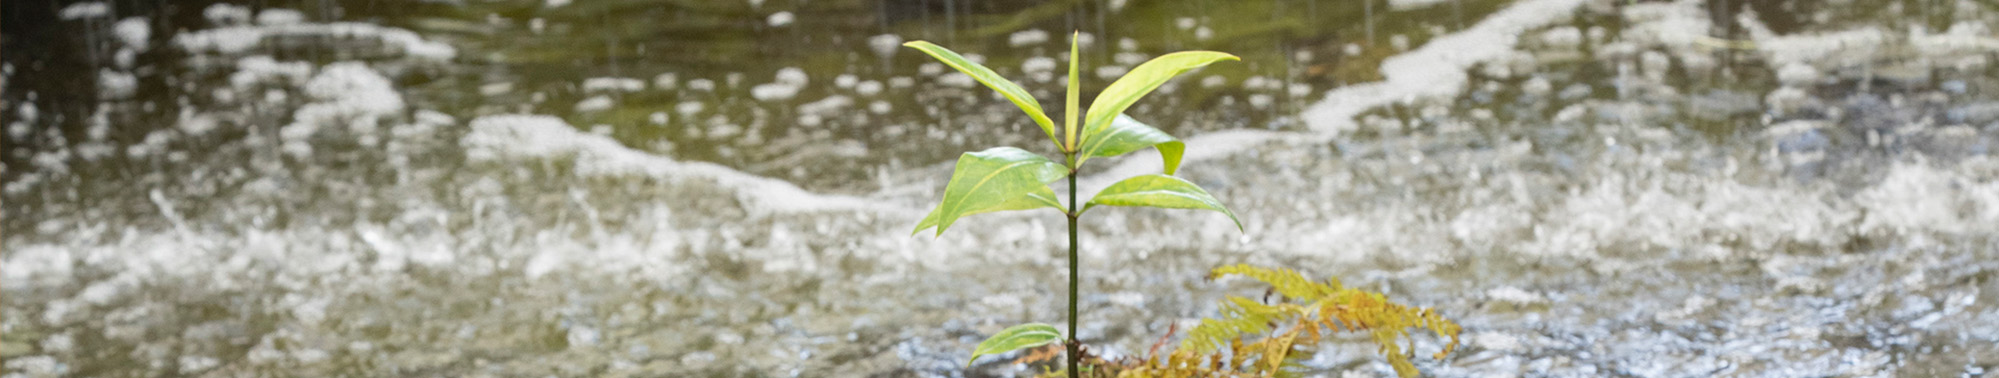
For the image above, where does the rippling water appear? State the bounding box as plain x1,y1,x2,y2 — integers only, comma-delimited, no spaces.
4,0,1998,376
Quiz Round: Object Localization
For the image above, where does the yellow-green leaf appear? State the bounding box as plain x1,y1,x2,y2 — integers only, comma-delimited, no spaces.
1063,32,1083,152
968,323,1062,367
1074,114,1186,175
1085,174,1241,230
913,185,1061,235
1076,51,1237,167
919,147,1068,236
903,41,1062,149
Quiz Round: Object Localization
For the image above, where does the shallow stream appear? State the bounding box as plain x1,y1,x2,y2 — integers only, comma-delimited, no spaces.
4,0,1998,376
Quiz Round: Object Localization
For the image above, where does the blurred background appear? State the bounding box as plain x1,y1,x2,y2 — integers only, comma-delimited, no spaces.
3,0,1997,376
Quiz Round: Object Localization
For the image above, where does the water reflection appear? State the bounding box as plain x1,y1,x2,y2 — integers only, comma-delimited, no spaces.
4,0,1998,377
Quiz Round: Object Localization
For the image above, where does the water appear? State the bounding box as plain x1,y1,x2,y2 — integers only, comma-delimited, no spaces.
4,0,1998,376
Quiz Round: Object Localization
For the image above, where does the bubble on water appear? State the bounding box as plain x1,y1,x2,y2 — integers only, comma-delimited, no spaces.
1762,28,1887,68
1021,56,1057,82
688,79,715,91
867,34,903,58
1764,87,1812,115
1522,77,1552,96
675,101,704,116
709,123,743,139
280,62,405,157
774,67,809,86
855,80,884,96
583,77,644,93
5,355,65,376
1540,26,1582,49
112,17,152,49
176,14,458,61
98,71,137,99
2,245,72,289
653,72,678,90
480,82,512,96
1288,83,1313,97
937,73,975,88
1094,65,1128,80
1199,75,1226,89
566,325,601,348
201,4,251,25
59,2,109,20
257,9,304,26
1008,29,1049,47
797,95,852,117
767,11,794,27
1638,50,1670,81
752,83,800,101
1248,94,1274,110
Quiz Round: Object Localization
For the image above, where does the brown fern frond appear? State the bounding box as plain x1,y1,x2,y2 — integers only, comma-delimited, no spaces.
1145,323,1178,365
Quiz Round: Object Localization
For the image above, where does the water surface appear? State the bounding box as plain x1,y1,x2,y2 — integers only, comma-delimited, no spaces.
4,0,1998,376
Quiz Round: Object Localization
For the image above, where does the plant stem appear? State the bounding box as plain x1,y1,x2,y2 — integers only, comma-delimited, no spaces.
1066,167,1081,378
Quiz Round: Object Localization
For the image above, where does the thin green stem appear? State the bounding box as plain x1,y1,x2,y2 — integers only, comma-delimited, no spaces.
1065,166,1081,378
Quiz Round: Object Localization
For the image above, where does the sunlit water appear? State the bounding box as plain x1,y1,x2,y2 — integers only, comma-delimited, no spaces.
4,0,1998,376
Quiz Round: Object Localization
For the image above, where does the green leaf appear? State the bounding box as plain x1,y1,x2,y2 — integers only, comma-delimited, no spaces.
968,323,1063,367
913,185,1061,235
918,147,1068,236
903,41,1062,149
1076,51,1237,167
1085,174,1241,231
1074,114,1187,175
1063,32,1082,152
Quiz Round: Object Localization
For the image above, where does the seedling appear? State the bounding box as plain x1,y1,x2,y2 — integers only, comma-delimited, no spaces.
904,33,1240,378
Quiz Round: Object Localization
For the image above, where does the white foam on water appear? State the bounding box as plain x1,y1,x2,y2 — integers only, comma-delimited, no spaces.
574,95,614,112
176,17,457,61
281,62,405,156
1757,28,1887,68
1855,161,1999,236
257,9,304,26
113,17,150,49
59,2,110,20
462,115,893,216
581,77,644,93
1009,29,1049,47
98,70,137,99
1388,0,1452,11
767,11,795,27
867,34,903,58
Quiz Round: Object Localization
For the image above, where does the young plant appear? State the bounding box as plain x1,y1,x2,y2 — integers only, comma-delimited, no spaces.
904,34,1241,378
